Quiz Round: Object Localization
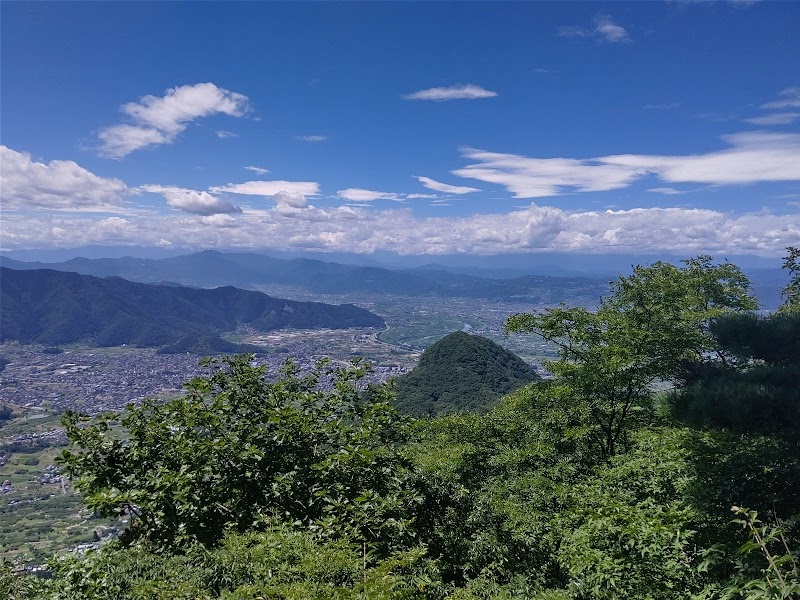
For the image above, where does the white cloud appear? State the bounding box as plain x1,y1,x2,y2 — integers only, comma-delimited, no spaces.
296,135,327,142
532,68,551,74
141,185,241,215
273,191,308,208
337,188,402,202
643,103,680,110
603,132,800,185
744,112,799,125
98,83,250,158
216,130,238,138
558,14,630,44
594,15,630,43
243,165,270,175
402,84,497,101
646,187,690,195
454,148,645,198
3,202,796,258
210,180,320,197
0,145,128,211
761,87,800,110
415,176,480,195
406,193,440,199
454,132,800,198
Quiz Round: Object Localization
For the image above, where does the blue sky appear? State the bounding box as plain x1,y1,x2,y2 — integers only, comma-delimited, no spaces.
1,1,798,257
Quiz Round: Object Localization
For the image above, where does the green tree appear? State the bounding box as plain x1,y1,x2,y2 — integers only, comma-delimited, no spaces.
780,246,800,314
505,257,756,456
58,355,418,555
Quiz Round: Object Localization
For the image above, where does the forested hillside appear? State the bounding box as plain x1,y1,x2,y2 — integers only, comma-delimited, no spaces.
0,267,383,354
393,331,539,415
3,251,799,599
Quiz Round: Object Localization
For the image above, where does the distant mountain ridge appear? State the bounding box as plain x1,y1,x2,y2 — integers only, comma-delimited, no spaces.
0,251,610,305
0,268,384,354
393,331,540,416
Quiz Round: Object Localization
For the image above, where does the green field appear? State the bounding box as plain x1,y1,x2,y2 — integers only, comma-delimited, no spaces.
378,316,482,349
0,406,120,565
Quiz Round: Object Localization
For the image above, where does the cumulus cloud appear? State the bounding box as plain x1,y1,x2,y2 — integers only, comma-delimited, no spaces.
210,180,320,197
272,191,308,208
3,202,797,258
415,176,480,195
337,188,403,202
453,132,800,198
402,84,497,101
1,145,128,211
98,83,250,158
744,112,799,125
141,185,241,215
558,14,630,44
296,135,327,142
761,87,800,110
243,165,270,175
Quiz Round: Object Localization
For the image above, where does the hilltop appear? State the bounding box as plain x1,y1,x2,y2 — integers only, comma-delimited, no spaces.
393,331,539,416
0,267,384,354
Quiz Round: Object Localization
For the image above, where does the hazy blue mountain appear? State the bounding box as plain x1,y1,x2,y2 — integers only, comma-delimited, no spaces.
393,331,539,416
0,251,611,304
0,268,384,354
2,250,784,307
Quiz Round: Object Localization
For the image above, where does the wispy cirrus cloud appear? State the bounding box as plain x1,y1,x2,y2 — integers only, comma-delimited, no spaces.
761,87,800,110
215,130,238,138
415,176,480,195
1,145,128,211
743,112,799,125
141,185,241,215
558,14,631,44
643,102,680,110
337,188,403,202
646,187,693,195
243,165,270,175
210,180,320,197
402,84,497,101
98,83,250,158
453,132,800,198
296,135,327,142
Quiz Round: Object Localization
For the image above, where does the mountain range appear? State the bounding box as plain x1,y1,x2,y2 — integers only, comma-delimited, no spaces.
0,251,611,305
0,267,384,354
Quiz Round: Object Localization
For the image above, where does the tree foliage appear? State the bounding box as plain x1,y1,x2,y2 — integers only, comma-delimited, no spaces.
781,246,800,314
505,257,756,455
59,355,418,555
394,332,539,416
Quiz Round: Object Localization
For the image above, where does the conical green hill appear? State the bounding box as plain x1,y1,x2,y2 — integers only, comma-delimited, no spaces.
393,331,539,416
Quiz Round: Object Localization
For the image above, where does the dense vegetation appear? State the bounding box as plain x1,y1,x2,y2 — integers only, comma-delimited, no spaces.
3,251,799,599
0,267,384,354
394,331,539,416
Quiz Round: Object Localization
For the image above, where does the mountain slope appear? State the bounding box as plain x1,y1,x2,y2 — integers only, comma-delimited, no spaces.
393,331,539,416
0,268,384,353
